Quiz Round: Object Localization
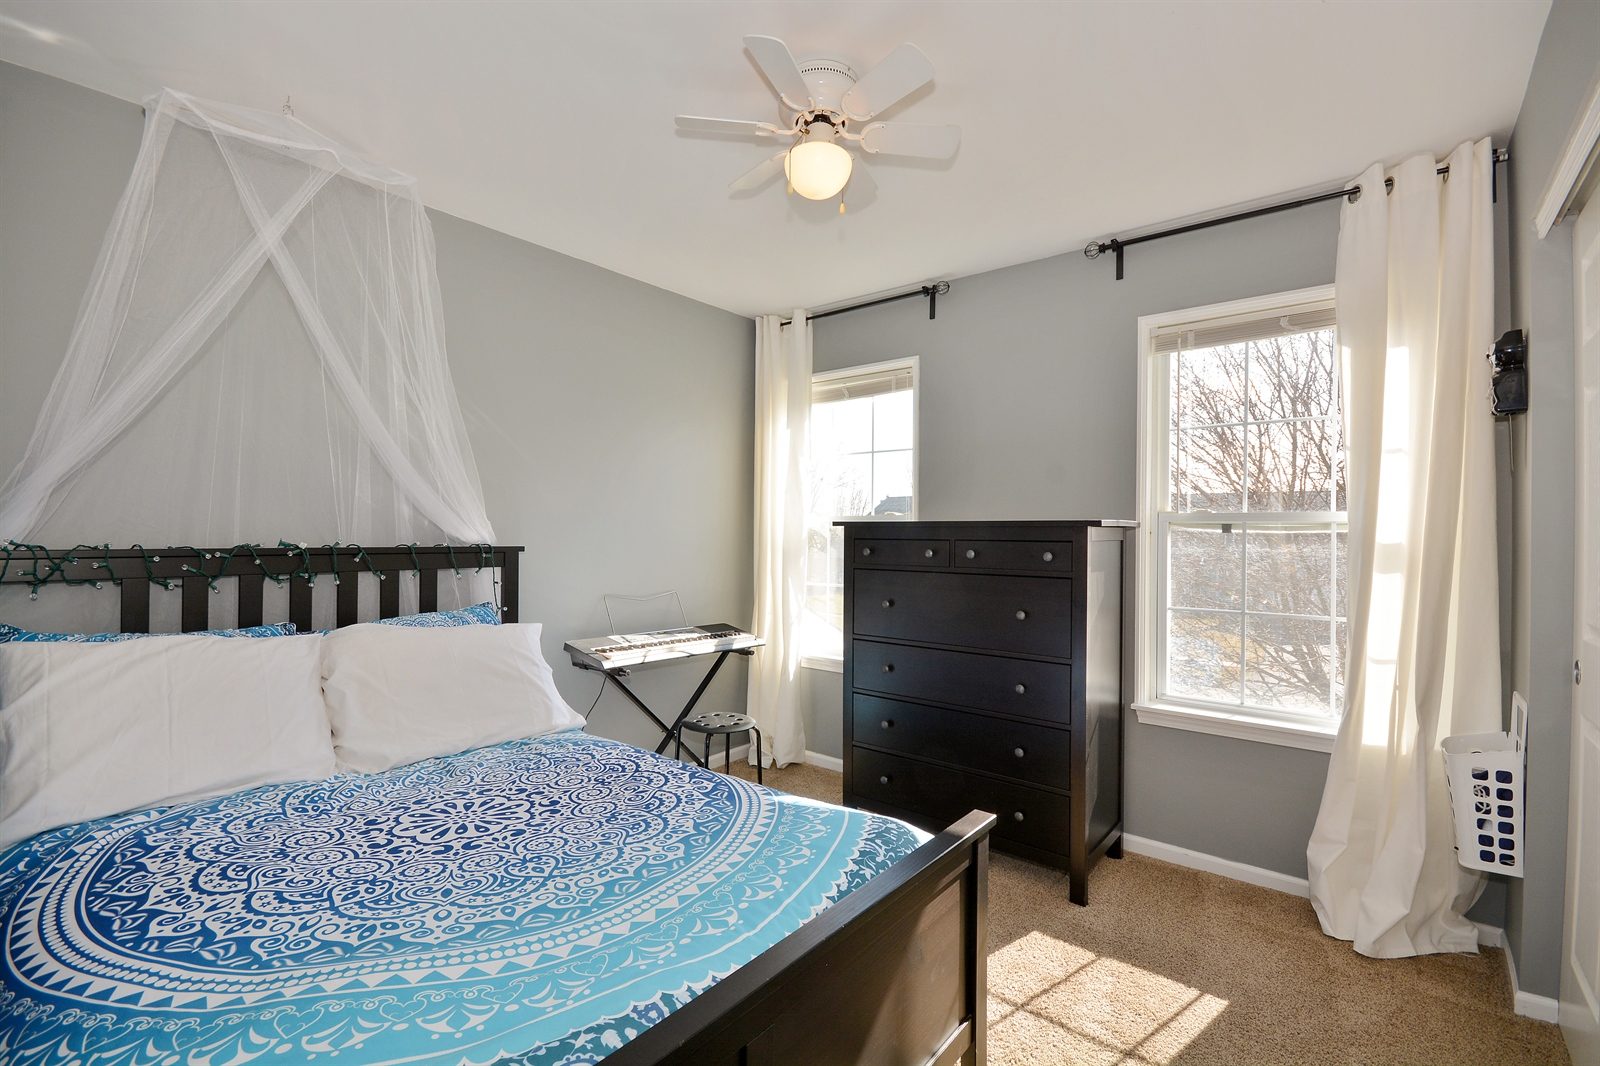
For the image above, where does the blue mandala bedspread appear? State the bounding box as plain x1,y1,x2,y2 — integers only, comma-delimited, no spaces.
0,731,928,1065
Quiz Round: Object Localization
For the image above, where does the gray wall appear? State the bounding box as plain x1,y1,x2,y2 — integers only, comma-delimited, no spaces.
1503,0,1600,1003
808,174,1512,928
0,62,754,750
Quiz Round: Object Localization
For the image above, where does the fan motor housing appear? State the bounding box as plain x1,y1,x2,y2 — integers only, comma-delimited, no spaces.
795,58,856,116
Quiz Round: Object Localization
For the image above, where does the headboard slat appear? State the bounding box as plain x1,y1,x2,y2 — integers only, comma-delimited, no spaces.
120,578,151,634
379,568,401,619
181,576,209,633
237,574,265,628
289,575,313,634
335,560,358,629
418,567,438,614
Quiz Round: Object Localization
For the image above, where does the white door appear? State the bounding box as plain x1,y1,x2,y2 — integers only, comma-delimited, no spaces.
1564,193,1600,1062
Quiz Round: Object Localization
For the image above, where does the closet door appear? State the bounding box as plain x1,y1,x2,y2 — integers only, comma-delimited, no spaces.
1563,191,1600,1062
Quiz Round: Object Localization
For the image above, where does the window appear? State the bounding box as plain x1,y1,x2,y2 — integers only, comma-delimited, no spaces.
1136,287,1345,749
800,358,918,665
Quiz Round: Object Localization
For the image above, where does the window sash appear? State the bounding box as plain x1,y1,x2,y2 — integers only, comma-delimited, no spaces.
1145,293,1343,724
1154,510,1346,722
803,358,918,661
1151,302,1336,354
811,365,914,405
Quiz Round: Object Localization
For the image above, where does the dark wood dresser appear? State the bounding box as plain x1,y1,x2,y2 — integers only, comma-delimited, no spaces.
840,519,1131,905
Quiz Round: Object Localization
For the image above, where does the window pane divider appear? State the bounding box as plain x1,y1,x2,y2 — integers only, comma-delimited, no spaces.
1177,414,1339,432
1165,510,1348,523
1169,605,1349,624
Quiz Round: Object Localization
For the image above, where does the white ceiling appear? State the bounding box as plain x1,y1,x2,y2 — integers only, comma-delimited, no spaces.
0,0,1550,317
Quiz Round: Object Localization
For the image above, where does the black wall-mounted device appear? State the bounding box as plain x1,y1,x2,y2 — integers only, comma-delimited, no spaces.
1488,329,1528,416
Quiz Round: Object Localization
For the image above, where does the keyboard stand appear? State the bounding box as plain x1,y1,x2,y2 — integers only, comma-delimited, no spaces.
575,648,757,767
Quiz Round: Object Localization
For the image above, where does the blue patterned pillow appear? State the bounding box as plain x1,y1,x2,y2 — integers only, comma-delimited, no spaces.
0,622,297,643
373,602,501,628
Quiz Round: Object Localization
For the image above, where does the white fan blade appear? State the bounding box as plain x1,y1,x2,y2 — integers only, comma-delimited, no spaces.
859,122,961,159
743,35,813,112
842,43,934,121
729,151,788,193
676,115,790,137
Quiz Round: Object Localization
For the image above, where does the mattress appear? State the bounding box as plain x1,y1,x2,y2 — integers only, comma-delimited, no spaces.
0,731,926,1065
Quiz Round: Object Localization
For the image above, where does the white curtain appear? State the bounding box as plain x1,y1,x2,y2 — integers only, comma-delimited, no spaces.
747,311,811,768
1307,140,1502,958
0,90,493,554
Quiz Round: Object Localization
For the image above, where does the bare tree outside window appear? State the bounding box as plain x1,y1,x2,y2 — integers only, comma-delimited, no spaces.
1163,326,1347,718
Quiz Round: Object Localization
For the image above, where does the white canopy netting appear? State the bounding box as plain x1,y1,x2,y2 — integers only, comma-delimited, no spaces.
0,90,495,627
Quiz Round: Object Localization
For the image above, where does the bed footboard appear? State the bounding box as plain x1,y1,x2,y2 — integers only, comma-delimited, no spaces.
603,810,995,1066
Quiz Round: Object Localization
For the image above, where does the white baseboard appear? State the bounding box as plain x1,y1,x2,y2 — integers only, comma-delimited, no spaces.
690,743,844,774
1121,833,1312,898
1474,922,1506,949
1500,936,1562,1023
803,750,843,772
1121,833,1555,1019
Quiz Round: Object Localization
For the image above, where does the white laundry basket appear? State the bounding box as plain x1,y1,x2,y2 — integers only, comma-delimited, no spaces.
1442,693,1527,877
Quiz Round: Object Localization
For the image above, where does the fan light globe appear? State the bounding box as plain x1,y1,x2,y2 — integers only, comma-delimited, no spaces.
784,140,853,200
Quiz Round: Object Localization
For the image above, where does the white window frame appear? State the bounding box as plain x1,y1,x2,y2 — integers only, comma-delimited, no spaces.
800,356,920,672
1133,285,1341,753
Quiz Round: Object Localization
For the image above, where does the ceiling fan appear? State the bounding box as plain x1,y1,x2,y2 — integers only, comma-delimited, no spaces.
676,35,961,212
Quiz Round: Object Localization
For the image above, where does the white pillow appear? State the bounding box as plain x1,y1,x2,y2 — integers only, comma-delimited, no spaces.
320,621,583,773
0,634,335,851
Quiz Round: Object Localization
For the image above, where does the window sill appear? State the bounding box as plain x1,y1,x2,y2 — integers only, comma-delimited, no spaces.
799,654,843,674
1133,700,1338,753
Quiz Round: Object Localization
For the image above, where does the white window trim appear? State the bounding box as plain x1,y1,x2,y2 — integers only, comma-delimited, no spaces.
802,356,920,669
1134,284,1341,753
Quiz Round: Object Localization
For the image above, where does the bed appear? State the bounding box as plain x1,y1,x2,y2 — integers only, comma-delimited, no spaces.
0,545,993,1066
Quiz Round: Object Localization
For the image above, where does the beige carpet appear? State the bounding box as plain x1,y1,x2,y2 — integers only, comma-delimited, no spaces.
727,760,1570,1066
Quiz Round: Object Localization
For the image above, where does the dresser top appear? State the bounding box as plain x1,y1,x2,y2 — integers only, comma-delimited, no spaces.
834,519,1136,529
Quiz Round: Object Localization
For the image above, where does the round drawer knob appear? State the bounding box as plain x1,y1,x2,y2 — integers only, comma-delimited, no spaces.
1015,609,1028,621
882,663,894,673
1014,683,1026,695
965,549,977,559
862,547,873,557
1014,747,1026,758
881,719,893,729
879,775,891,785
882,598,894,608
1012,811,1026,823
1042,551,1054,562
923,548,935,558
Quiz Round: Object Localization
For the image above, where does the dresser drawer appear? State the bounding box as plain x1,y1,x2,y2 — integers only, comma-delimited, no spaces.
852,693,1070,789
852,538,950,568
853,570,1071,657
954,539,1071,574
852,747,1069,854
852,640,1073,724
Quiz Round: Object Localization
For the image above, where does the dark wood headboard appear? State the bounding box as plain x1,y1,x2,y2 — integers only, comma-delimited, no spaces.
0,544,523,632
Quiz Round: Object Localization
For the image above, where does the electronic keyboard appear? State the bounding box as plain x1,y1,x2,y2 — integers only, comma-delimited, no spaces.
564,624,763,672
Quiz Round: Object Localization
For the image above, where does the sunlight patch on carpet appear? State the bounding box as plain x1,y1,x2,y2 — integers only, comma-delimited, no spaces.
988,931,1228,1065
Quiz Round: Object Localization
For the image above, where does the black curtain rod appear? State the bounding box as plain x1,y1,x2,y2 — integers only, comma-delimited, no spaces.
1085,148,1511,280
780,281,951,328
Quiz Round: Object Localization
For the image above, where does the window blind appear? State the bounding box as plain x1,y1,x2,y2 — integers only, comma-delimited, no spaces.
811,364,914,405
1153,303,1336,355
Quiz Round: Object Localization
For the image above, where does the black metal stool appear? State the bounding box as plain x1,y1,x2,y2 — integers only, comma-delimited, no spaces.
676,710,763,785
